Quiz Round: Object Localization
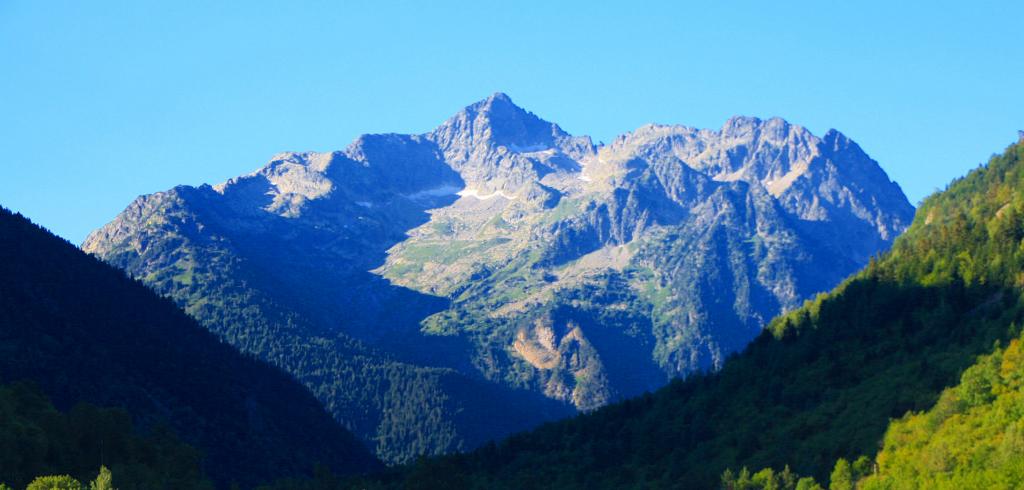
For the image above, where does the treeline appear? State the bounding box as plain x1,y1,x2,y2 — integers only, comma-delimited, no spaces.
0,381,208,489
346,139,1024,488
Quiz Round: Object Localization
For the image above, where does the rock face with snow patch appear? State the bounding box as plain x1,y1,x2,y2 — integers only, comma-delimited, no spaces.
84,93,914,461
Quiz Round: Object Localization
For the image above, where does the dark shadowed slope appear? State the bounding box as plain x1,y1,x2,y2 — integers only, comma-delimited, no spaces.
0,206,379,487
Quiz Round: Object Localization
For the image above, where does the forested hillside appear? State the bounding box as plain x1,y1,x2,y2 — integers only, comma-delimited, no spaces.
361,139,1024,489
725,136,1024,489
0,207,378,487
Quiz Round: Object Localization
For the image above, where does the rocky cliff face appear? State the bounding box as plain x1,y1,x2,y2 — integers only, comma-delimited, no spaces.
84,92,914,460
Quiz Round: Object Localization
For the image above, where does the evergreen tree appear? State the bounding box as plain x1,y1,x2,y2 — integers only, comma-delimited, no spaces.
88,466,115,490
751,468,778,490
721,468,738,489
794,477,823,490
851,456,872,481
778,466,797,489
828,459,853,490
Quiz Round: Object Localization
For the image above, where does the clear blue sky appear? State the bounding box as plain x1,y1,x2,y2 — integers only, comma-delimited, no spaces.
2,1,1022,244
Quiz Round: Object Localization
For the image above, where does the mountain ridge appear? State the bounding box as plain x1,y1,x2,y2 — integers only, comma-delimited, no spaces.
83,93,913,463
372,137,1024,490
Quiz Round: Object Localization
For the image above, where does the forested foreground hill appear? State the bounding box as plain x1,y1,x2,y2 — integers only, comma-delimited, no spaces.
0,207,379,488
356,139,1024,489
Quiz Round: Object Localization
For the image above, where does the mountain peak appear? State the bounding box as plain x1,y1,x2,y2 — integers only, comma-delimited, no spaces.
485,91,514,104
822,128,852,149
465,91,534,123
431,92,568,154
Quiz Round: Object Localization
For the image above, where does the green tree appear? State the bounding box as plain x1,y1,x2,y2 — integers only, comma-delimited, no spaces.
778,466,797,489
722,468,738,489
751,468,778,490
89,466,115,490
851,456,872,481
828,459,852,490
795,477,823,490
26,475,83,490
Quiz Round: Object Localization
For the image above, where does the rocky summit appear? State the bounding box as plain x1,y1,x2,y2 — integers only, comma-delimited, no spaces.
83,93,914,463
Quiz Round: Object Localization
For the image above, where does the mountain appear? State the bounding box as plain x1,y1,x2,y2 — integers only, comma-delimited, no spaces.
83,93,913,462
0,207,379,487
372,138,1024,489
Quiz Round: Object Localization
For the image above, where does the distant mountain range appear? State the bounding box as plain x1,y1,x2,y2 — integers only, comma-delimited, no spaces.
0,207,378,487
83,93,914,463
